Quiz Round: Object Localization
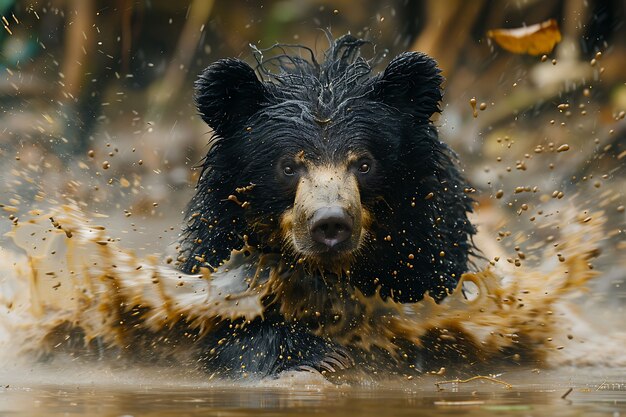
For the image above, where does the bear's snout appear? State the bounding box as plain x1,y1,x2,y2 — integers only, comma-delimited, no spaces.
279,163,368,268
309,207,353,249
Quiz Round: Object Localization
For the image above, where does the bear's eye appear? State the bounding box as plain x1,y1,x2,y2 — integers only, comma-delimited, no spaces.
283,166,295,176
358,162,370,174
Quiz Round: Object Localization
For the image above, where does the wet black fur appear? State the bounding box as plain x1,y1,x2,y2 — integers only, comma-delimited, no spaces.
180,35,476,378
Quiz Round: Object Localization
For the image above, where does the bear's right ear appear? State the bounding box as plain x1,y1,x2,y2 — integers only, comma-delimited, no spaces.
195,58,267,136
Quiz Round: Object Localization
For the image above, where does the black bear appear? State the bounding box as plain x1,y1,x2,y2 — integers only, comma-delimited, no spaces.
179,35,475,377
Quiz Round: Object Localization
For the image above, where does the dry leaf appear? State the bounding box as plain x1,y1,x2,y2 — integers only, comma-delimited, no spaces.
487,19,562,55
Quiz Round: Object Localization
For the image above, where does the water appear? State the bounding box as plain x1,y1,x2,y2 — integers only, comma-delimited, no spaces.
0,368,624,417
1,201,625,417
3,203,619,368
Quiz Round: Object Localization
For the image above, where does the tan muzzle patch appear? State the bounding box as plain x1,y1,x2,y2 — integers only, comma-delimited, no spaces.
280,164,368,268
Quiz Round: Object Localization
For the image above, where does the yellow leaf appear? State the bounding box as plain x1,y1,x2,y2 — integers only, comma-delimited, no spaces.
487,19,562,55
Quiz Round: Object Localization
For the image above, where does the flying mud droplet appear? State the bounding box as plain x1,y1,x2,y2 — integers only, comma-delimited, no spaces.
470,97,478,118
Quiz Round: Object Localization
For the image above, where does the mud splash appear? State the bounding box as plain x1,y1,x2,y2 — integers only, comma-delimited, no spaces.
0,203,623,377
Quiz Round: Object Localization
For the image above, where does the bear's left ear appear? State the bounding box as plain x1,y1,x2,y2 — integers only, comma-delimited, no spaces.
371,52,444,123
195,58,267,136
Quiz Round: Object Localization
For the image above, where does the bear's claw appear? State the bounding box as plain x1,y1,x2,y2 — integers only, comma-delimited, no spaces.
321,356,346,371
318,361,336,373
313,348,354,373
326,349,354,367
296,365,320,373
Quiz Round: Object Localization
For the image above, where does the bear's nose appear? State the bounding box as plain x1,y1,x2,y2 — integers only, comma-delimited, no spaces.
309,207,353,249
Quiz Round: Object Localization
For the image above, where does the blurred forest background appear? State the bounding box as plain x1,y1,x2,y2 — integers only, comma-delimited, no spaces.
0,1,625,310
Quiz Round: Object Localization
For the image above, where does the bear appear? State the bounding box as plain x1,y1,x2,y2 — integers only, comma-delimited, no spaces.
177,34,476,378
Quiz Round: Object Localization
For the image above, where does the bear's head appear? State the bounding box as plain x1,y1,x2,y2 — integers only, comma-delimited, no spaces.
181,35,475,303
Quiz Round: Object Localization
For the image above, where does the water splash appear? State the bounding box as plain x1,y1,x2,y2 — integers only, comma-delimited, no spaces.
0,203,623,378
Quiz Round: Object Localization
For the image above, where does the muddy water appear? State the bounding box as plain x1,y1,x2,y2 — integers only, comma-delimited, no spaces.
0,368,624,417
1,205,625,417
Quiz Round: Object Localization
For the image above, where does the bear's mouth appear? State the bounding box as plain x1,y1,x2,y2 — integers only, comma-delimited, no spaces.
292,242,362,274
299,236,360,264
